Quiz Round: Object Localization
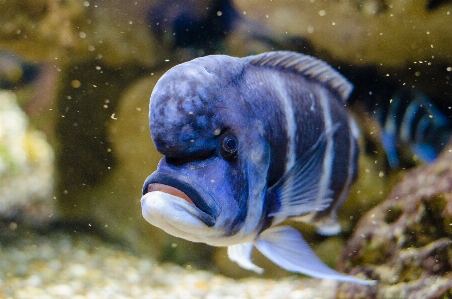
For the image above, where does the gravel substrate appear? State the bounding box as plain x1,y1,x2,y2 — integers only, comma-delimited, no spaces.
0,227,336,299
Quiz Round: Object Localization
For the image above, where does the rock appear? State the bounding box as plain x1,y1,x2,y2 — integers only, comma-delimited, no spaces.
336,141,452,298
0,0,161,67
234,0,452,68
0,91,55,226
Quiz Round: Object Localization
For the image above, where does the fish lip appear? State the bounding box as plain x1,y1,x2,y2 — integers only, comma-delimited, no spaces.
147,183,194,205
142,172,220,226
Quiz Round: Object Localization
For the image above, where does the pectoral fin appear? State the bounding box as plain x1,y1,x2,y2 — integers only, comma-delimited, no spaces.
227,243,263,274
255,226,376,285
268,125,338,224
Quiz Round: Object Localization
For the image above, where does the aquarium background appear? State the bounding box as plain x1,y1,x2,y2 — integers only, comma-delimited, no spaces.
0,0,451,298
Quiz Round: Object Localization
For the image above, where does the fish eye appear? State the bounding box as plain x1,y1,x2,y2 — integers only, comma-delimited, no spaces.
220,135,238,158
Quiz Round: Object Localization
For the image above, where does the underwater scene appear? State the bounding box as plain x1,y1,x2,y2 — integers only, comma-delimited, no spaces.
1,0,451,298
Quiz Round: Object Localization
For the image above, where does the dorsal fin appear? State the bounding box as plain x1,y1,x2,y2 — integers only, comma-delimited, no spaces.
246,51,353,101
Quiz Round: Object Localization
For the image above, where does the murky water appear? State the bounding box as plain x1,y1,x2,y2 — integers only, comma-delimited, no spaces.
0,1,451,298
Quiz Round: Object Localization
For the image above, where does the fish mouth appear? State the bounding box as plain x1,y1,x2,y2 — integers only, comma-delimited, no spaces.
142,173,219,226
146,183,194,205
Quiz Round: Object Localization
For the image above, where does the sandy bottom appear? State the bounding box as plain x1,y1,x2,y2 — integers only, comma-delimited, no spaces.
0,226,336,299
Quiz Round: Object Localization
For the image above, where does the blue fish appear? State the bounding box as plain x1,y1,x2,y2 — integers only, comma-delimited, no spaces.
141,51,375,285
376,88,451,168
148,0,238,50
147,0,308,57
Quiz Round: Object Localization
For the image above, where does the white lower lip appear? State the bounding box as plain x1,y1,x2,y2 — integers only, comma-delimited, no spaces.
140,191,211,242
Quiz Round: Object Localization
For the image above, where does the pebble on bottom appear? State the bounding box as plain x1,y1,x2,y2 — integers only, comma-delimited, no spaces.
0,229,336,299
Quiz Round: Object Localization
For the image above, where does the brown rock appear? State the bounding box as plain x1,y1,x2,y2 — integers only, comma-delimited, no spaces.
0,0,160,67
234,0,452,68
336,141,452,298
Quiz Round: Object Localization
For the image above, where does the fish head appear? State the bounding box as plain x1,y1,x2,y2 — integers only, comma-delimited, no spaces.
141,56,271,245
